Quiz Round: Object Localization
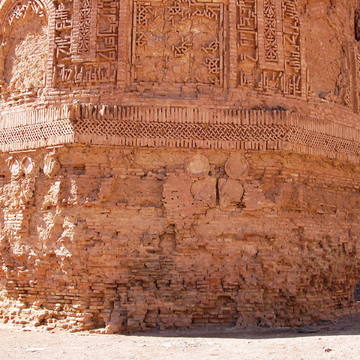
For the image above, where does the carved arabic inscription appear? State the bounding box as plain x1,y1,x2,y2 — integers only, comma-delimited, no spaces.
55,0,119,86
237,0,306,97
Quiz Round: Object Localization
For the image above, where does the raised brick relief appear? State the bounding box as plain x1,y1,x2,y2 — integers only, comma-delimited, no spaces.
131,0,225,89
55,0,119,86
237,0,306,97
54,0,73,63
258,0,283,67
72,0,98,61
262,0,279,63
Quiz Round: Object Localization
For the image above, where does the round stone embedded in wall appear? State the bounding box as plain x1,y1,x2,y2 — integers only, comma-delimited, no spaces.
185,154,210,176
225,153,249,179
21,157,35,175
6,157,22,178
43,154,60,177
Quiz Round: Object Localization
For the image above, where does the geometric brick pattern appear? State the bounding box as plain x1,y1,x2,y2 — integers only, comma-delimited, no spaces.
0,120,73,145
1,104,360,160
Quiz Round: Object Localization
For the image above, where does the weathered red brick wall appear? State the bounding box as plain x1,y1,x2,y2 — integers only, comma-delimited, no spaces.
1,0,360,333
0,146,359,332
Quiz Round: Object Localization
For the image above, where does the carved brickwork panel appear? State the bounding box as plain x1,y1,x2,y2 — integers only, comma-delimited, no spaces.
262,0,279,63
0,0,356,109
236,0,306,97
54,0,73,63
72,0,98,61
0,0,49,98
55,0,119,87
258,0,284,70
131,0,225,88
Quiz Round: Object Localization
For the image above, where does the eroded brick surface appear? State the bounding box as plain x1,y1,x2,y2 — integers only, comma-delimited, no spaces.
0,0,360,333
0,147,359,332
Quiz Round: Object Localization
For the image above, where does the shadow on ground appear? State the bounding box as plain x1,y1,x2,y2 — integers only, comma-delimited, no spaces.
127,314,360,340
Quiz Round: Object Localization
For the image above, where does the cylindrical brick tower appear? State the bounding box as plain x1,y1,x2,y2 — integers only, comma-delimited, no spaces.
0,0,360,332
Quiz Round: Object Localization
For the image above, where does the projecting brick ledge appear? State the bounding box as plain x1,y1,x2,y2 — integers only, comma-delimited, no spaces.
1,104,360,162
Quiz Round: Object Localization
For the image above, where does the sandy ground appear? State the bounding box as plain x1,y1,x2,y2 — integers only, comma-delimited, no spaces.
1,316,360,360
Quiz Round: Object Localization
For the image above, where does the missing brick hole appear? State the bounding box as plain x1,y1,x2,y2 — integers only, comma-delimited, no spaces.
73,165,86,175
354,279,360,301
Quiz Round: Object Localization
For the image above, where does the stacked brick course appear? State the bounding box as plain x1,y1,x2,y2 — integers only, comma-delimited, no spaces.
1,147,360,332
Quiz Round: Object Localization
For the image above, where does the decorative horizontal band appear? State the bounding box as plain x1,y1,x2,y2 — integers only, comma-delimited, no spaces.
0,104,360,162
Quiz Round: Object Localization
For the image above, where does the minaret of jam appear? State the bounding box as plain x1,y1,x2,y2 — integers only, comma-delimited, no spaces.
0,0,359,332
